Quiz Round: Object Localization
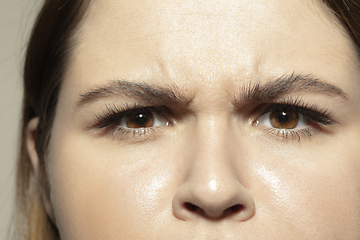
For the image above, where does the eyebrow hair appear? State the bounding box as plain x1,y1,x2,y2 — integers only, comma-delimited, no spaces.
237,73,348,106
78,80,192,107
78,73,347,109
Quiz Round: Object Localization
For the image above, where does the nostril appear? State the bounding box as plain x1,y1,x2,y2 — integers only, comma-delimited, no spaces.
183,202,244,218
173,181,256,221
184,202,199,212
229,204,243,214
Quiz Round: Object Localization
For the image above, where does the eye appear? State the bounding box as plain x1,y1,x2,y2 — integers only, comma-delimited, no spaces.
253,101,336,141
120,109,168,129
92,105,172,139
257,108,308,129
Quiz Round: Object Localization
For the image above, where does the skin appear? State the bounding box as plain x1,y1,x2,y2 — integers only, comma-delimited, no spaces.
27,0,360,239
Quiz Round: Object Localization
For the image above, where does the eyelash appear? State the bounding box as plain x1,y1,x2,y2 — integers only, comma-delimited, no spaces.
91,103,170,138
254,98,336,141
91,99,336,142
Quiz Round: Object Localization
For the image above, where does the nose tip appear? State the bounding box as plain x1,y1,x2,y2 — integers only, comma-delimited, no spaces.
172,179,255,221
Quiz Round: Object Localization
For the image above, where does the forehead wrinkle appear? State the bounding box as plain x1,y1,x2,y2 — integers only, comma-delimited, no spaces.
68,0,359,115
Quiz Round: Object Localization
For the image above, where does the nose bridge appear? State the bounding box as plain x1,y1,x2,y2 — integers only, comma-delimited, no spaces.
194,110,232,150
172,113,256,221
190,113,235,185
189,113,241,200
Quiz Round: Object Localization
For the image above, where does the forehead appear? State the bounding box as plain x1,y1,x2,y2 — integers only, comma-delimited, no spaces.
68,0,358,92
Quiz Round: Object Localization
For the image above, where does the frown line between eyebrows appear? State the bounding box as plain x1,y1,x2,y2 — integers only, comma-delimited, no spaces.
77,80,193,107
236,73,348,106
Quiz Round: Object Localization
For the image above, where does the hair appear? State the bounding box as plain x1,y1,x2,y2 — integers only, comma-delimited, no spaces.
12,0,360,239
14,0,90,239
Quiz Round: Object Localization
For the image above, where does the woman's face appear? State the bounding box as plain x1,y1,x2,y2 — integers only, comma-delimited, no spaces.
47,0,360,238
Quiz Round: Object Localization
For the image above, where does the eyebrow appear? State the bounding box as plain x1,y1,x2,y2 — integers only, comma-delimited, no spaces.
237,73,347,106
77,73,347,108
78,80,192,107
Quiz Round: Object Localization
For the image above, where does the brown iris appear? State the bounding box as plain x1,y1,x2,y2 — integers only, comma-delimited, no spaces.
270,110,299,129
125,112,154,128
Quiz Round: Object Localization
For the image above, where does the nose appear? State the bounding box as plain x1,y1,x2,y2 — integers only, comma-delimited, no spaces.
172,177,255,221
172,119,256,221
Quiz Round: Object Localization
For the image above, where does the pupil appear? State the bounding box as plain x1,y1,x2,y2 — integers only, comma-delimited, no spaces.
278,112,289,123
135,113,147,126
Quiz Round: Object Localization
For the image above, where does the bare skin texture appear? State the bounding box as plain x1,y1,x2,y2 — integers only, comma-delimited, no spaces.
27,0,360,239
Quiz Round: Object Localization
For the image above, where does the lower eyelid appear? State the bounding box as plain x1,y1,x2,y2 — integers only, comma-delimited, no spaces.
97,116,171,140
109,126,167,142
263,127,318,141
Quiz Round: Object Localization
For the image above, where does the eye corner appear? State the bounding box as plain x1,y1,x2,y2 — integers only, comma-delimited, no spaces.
251,118,260,127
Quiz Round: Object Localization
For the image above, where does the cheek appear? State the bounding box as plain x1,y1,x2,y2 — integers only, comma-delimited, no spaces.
48,133,179,239
47,122,360,239
251,140,360,236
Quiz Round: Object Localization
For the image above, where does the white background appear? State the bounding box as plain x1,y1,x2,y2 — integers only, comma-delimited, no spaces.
0,0,41,239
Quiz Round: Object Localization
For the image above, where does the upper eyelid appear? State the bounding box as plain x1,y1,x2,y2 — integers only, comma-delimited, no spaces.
257,97,329,113
92,105,168,128
91,97,334,124
262,104,321,114
259,103,336,125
